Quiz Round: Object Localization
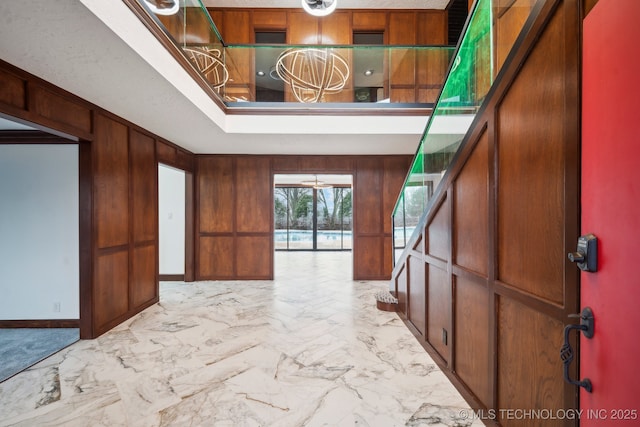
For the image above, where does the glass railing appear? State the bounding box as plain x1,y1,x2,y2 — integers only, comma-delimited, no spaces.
148,0,224,48
391,0,536,263
221,44,453,105
136,0,454,106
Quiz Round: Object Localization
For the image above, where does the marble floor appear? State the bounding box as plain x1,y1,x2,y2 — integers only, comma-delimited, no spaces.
0,328,79,382
0,252,483,427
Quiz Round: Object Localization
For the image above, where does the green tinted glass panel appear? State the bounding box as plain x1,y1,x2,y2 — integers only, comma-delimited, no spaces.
392,0,535,263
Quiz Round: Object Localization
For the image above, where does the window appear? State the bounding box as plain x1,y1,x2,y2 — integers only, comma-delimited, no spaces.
274,185,352,251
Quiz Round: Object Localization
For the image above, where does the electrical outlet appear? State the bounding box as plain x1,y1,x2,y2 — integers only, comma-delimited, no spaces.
53,302,61,313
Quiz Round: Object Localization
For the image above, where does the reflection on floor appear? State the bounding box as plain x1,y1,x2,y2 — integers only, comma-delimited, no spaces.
0,328,79,383
0,252,482,426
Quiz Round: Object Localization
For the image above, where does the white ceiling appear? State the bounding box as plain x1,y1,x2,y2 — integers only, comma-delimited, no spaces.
0,0,463,155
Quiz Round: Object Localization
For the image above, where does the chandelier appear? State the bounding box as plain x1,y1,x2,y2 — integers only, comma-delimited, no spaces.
301,0,337,17
142,0,179,16
276,48,349,103
301,176,332,189
183,47,229,89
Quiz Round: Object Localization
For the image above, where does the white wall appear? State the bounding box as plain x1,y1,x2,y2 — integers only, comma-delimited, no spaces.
158,164,185,275
0,145,79,319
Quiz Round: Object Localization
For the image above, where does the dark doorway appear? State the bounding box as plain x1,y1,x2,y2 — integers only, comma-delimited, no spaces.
255,31,286,102
353,32,385,102
447,0,469,46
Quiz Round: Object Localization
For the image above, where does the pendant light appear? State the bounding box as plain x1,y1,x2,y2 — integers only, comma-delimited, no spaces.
301,0,337,17
143,0,179,16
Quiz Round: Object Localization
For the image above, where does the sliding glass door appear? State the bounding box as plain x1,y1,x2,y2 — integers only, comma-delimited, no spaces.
275,186,352,251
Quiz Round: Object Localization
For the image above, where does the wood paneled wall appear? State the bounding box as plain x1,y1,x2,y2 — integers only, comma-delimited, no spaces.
0,60,195,339
210,8,447,45
391,0,581,421
196,154,410,281
495,0,537,72
86,128,194,338
89,113,160,337
353,156,411,279
157,7,214,44
208,8,448,103
0,57,410,336
196,156,273,280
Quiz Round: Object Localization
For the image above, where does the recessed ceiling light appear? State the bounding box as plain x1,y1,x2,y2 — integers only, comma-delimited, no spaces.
256,70,265,77
364,69,374,76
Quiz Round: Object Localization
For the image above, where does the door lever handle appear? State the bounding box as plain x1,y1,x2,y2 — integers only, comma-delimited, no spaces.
560,307,594,392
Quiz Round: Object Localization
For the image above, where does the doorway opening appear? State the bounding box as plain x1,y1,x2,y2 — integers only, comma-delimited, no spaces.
274,174,352,251
158,163,186,281
0,115,80,382
353,32,385,103
255,31,286,102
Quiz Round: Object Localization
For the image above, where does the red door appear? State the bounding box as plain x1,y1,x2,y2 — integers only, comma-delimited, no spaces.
581,0,640,424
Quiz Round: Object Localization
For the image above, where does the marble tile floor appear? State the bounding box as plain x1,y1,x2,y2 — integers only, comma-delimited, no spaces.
0,252,483,427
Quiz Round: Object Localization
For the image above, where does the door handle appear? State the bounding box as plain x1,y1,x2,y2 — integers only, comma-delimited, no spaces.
560,307,594,392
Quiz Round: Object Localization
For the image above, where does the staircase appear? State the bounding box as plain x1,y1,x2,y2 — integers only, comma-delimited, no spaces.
389,0,583,420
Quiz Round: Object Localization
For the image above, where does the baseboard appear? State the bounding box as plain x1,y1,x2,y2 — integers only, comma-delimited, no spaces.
159,274,185,281
0,319,80,328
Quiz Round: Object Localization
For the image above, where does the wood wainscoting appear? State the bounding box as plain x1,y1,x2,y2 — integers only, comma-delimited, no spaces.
0,56,409,336
195,154,411,281
0,60,194,339
391,0,582,425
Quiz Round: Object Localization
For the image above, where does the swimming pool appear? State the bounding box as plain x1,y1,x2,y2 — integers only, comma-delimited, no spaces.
274,229,352,242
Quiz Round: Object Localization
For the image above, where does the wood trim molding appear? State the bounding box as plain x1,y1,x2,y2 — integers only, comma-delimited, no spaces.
159,274,185,281
0,131,74,143
184,171,195,282
79,141,94,339
583,0,600,16
224,106,434,116
0,319,80,328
